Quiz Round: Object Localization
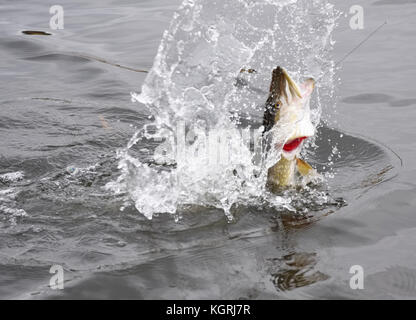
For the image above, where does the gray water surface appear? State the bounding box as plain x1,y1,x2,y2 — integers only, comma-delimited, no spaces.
1,0,416,299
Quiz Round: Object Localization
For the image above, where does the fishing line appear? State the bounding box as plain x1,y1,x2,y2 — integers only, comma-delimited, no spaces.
23,20,387,76
315,20,388,83
335,21,387,67
61,51,149,73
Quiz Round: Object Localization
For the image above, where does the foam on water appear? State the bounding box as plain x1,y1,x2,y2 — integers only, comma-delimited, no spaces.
0,188,27,226
108,0,339,220
0,171,24,184
0,172,27,225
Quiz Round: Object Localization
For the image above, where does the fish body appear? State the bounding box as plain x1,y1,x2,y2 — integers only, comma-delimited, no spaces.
263,67,317,191
267,156,297,192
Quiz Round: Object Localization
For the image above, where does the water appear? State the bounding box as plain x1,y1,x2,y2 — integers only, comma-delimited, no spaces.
0,0,415,299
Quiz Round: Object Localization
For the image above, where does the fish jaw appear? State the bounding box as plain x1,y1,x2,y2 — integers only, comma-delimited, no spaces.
288,110,315,140
283,137,307,152
280,137,305,161
279,94,315,159
281,120,314,159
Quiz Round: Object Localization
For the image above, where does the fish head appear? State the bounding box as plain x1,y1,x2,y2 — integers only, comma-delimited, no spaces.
263,67,316,159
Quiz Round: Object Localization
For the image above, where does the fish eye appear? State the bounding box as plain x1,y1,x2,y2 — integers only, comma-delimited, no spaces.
275,102,280,108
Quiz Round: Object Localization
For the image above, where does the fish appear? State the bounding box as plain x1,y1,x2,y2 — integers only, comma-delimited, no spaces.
262,66,318,192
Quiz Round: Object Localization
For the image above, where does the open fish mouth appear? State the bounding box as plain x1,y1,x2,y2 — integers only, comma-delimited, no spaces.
283,136,307,152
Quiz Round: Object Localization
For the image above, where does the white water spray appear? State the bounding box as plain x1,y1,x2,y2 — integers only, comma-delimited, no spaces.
107,0,338,220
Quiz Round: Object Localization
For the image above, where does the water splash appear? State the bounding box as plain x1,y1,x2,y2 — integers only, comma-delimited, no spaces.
0,171,24,184
108,0,339,220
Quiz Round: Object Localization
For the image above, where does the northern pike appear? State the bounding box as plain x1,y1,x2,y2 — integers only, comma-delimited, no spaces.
262,67,318,192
